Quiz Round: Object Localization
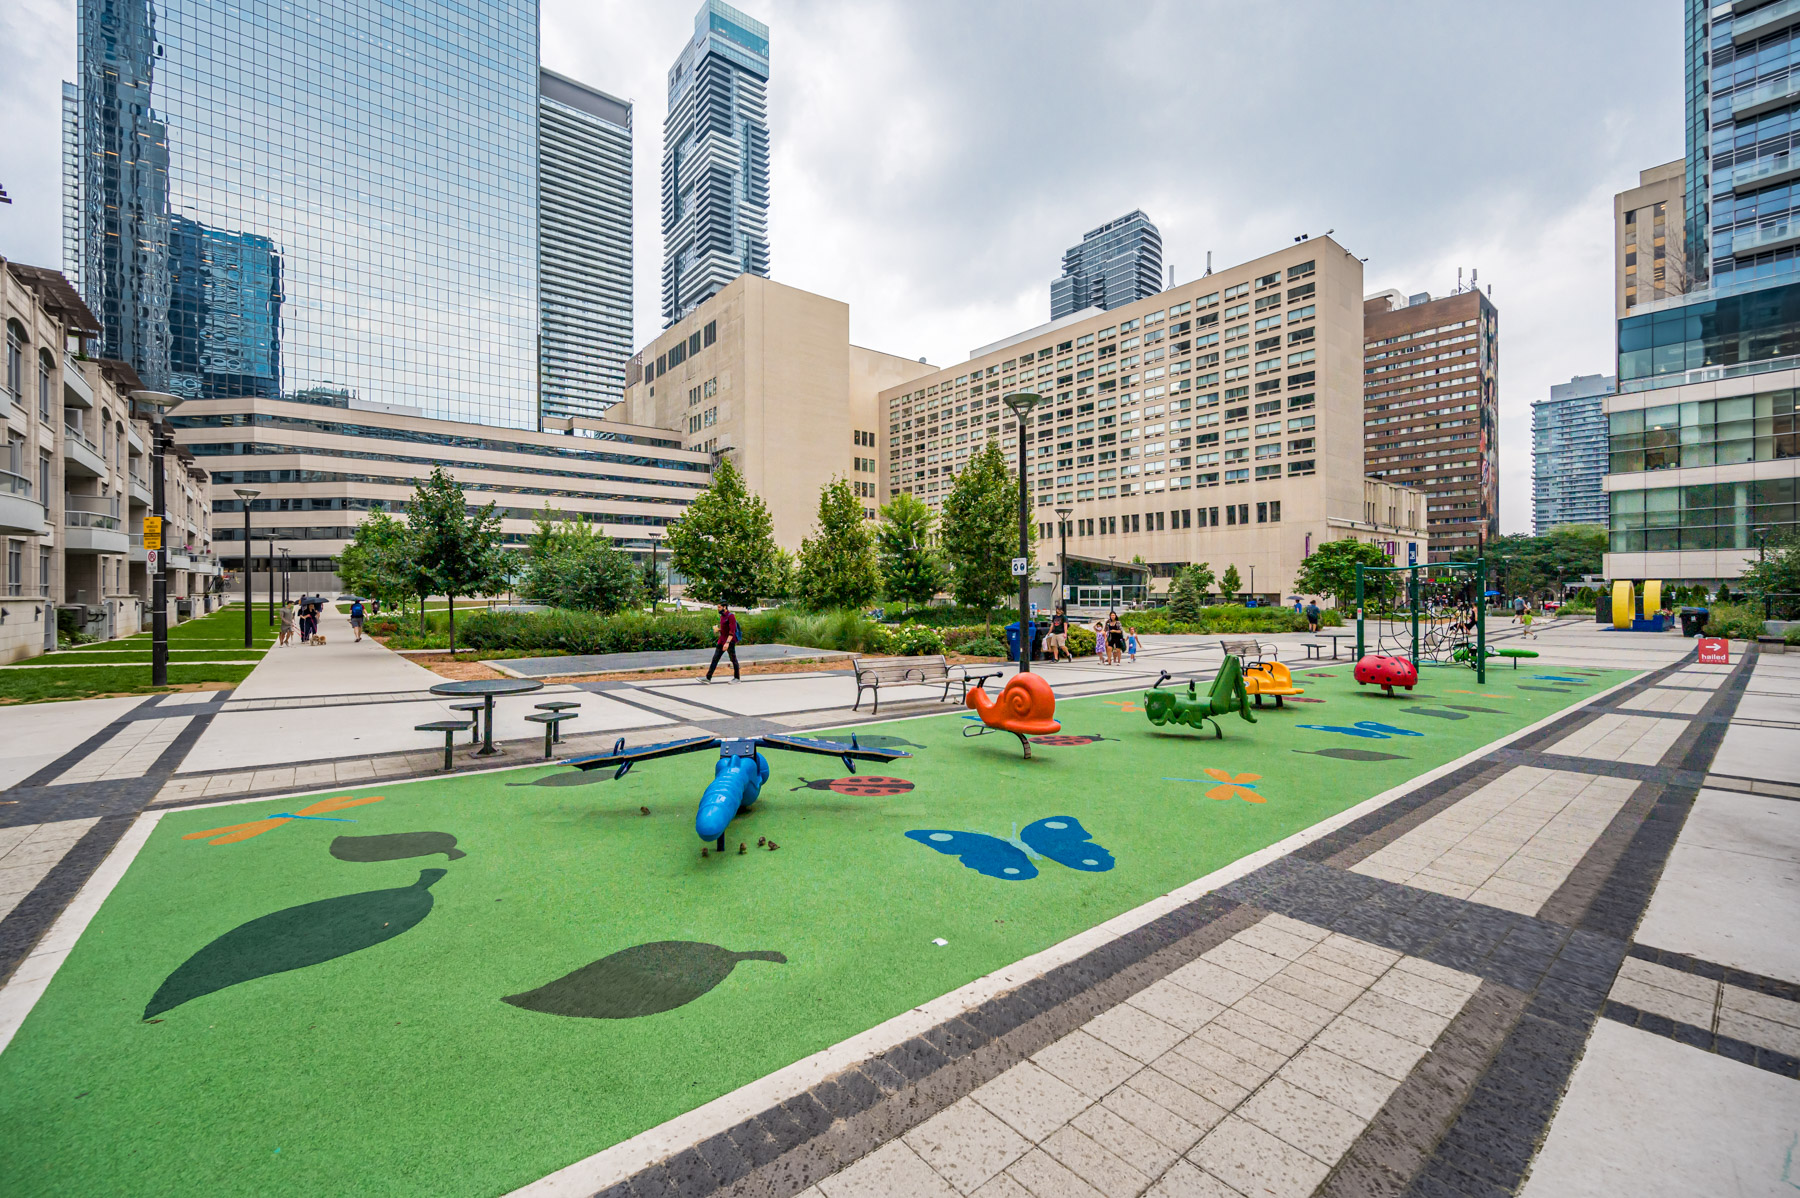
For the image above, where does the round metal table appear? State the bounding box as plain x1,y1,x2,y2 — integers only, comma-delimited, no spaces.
428,677,545,756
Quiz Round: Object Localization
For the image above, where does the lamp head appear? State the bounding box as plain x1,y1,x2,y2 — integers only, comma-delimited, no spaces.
130,390,181,419
233,487,261,501
1002,391,1042,418
1055,505,1073,518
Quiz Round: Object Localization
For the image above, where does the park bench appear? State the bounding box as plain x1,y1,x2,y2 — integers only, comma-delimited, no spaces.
851,654,992,714
1219,637,1278,666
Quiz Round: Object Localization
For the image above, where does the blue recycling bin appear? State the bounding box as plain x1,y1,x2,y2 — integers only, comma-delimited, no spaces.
1005,620,1040,663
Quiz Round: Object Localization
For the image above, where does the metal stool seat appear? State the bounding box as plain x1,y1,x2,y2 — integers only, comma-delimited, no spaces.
534,700,580,742
524,711,578,759
449,701,486,744
416,718,473,771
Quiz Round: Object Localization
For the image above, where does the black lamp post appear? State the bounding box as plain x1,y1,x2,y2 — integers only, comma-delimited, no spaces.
649,532,662,613
234,487,260,648
1003,392,1042,672
1054,504,1073,609
267,536,276,627
131,391,181,685
279,548,291,608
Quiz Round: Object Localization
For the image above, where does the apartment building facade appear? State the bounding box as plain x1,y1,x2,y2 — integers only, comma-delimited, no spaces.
619,275,934,549
1363,289,1500,562
1615,159,1689,317
1532,373,1615,533
169,396,713,595
883,239,1424,601
3,260,217,663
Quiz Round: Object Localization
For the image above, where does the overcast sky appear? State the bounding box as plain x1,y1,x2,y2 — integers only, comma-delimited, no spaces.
0,0,1683,533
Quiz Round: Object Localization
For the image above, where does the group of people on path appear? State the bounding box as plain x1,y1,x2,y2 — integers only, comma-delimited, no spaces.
1040,608,1135,665
278,596,376,645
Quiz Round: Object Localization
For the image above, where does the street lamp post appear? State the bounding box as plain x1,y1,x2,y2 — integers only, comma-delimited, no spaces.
233,487,260,648
1003,392,1042,673
131,391,182,686
1055,504,1073,609
279,549,291,609
267,536,277,628
648,533,662,613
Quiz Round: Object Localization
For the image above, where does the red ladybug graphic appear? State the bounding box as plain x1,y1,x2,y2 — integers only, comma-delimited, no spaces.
790,776,915,796
1028,733,1116,747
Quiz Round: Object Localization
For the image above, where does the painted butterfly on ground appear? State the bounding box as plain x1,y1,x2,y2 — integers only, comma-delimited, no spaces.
905,816,1114,881
1297,721,1425,740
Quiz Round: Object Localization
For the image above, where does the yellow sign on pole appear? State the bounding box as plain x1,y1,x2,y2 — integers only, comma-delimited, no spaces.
142,516,162,550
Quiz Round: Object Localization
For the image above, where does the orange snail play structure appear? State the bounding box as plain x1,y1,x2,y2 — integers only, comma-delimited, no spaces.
964,672,1061,758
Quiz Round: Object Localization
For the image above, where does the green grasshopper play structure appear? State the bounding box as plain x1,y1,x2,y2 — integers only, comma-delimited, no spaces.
1141,659,1257,739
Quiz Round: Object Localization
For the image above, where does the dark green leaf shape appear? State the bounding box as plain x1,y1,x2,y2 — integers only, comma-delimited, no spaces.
1291,748,1409,762
1446,705,1504,714
1519,686,1571,693
144,869,445,1020
1401,707,1469,721
329,831,466,862
503,940,786,1019
510,770,621,788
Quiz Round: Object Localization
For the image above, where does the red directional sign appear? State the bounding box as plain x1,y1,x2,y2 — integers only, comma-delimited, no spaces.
1697,637,1729,664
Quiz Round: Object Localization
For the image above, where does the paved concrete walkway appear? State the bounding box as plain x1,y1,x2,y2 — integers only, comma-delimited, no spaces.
498,642,854,678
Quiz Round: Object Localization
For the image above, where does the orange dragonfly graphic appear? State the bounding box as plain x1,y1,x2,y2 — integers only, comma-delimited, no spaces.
182,796,384,846
1163,770,1264,803
1103,699,1143,713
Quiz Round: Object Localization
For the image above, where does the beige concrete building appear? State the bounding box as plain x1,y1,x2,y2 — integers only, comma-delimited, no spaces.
2,259,217,663
1615,159,1689,317
169,395,712,595
619,274,936,548
882,239,1424,602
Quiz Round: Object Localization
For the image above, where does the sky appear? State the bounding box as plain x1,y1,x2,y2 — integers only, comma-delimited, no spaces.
0,0,1684,534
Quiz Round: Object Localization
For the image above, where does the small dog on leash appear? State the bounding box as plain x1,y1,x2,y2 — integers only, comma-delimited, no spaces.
313,633,328,646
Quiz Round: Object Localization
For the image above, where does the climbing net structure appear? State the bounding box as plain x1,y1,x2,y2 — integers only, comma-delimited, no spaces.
1354,559,1488,684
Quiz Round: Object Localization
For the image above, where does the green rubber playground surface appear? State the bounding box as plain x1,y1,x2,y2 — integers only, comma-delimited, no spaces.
0,664,1630,1197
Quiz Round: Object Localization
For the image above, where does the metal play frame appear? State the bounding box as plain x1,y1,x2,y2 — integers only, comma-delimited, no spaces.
1354,559,1488,685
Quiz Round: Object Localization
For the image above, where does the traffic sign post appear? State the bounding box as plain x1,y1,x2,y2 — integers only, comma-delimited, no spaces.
142,516,162,551
1011,557,1029,577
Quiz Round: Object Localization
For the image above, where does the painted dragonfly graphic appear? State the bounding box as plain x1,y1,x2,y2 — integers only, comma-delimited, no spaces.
1163,769,1264,802
182,795,384,846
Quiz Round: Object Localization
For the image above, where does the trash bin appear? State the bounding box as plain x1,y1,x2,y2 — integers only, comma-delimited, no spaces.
1004,620,1039,663
1679,607,1709,637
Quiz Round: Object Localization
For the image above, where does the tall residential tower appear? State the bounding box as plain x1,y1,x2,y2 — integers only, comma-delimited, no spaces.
1532,374,1614,534
662,0,771,327
539,70,633,422
1613,160,1688,317
1050,211,1164,320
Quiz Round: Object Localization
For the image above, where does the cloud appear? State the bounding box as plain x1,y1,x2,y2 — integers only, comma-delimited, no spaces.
5,0,1685,533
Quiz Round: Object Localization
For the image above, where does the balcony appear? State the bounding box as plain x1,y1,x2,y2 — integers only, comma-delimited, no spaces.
63,424,106,478
1734,0,1800,41
128,472,151,507
126,422,145,454
0,469,49,536
1729,220,1800,257
1731,74,1800,120
63,500,128,555
129,532,146,564
62,356,94,409
1731,152,1800,194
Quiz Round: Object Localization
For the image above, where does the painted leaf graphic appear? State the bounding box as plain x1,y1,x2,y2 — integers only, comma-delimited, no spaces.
329,831,466,862
502,941,786,1019
1292,748,1410,762
143,869,445,1019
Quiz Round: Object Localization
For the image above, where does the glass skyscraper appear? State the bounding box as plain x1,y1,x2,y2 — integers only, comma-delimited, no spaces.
69,0,541,426
539,69,633,423
1050,211,1164,320
662,0,770,328
1532,373,1614,534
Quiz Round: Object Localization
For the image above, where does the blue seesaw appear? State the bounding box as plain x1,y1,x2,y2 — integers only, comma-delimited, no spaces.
567,733,910,850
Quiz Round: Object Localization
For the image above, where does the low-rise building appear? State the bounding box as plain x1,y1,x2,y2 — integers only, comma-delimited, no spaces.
883,238,1425,602
618,274,936,548
2,258,217,663
169,394,714,595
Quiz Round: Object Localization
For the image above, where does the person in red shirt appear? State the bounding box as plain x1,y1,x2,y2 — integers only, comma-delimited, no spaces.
704,601,740,683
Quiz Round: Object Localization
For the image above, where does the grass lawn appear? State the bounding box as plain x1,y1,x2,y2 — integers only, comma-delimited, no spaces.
0,607,271,701
0,663,256,703
0,664,1630,1196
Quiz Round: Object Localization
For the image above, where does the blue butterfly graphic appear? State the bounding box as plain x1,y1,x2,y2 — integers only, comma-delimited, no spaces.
1533,675,1583,683
1297,721,1426,740
906,816,1114,881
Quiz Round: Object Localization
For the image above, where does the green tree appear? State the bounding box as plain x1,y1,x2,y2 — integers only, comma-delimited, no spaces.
1293,538,1393,609
765,546,796,604
524,503,565,565
523,533,641,614
877,492,945,608
663,455,782,606
407,466,506,653
1220,564,1242,601
940,442,1033,615
336,510,415,618
641,553,662,610
1450,524,1605,602
1167,568,1203,622
1186,561,1216,597
1741,529,1800,619
796,478,881,610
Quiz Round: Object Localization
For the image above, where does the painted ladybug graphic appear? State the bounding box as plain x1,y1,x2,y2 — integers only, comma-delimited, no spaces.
1028,733,1116,747
790,776,915,796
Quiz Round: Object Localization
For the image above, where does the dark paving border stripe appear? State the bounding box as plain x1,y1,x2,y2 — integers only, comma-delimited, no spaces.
1486,747,1707,787
12,697,159,790
1600,999,1800,1079
1627,943,1800,1004
0,812,136,986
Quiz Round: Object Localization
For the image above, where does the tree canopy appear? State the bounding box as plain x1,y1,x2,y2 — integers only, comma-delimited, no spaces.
939,442,1033,612
520,514,641,615
406,466,506,653
1449,524,1605,600
1741,528,1800,619
796,478,881,611
663,456,782,606
335,510,415,615
1291,538,1393,609
877,492,945,608
1219,563,1242,600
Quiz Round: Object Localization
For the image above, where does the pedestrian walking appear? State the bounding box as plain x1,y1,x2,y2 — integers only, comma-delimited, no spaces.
299,600,313,643
279,601,297,647
1105,611,1126,666
1304,599,1321,634
1091,615,1108,663
1521,606,1536,639
1512,595,1526,623
704,601,740,683
1046,608,1072,662
1125,629,1138,663
349,598,365,642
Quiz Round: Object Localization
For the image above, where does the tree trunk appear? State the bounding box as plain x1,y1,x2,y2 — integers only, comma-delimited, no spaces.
448,594,457,655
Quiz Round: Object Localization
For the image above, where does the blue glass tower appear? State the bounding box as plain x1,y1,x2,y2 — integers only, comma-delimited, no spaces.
1050,211,1164,320
1701,0,1800,292
1531,374,1614,534
662,0,770,327
71,0,541,426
